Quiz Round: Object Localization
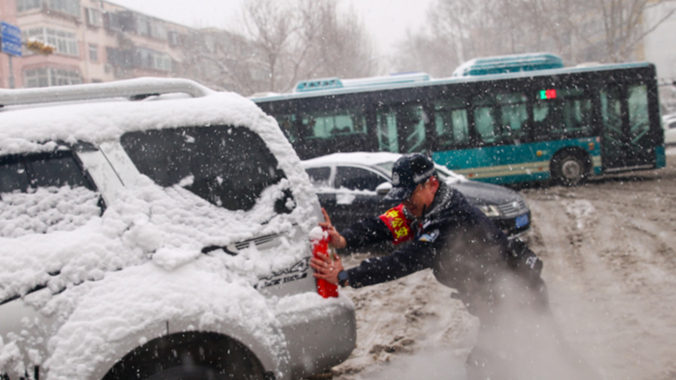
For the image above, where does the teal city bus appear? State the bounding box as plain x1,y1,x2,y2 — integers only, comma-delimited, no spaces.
252,54,666,185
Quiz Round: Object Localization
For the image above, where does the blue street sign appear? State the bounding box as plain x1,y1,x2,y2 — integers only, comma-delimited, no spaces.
1,21,22,57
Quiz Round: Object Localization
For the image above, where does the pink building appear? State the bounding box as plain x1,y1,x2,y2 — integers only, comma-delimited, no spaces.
0,0,21,88
2,0,192,89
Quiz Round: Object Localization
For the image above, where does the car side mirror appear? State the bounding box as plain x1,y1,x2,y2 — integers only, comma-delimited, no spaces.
375,182,392,196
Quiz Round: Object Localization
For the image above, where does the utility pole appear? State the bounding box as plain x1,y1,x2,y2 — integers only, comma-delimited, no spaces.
8,55,14,88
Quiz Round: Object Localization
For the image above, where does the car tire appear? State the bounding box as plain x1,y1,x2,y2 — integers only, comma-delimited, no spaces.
103,333,267,380
551,153,586,186
146,365,237,380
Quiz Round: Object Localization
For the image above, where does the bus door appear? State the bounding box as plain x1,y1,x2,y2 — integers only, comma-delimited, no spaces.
600,84,654,170
375,102,430,154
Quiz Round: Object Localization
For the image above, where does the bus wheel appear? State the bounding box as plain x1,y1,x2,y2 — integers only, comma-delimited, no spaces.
551,154,586,186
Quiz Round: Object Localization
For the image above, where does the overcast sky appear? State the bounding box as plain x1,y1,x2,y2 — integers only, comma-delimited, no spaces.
107,0,434,57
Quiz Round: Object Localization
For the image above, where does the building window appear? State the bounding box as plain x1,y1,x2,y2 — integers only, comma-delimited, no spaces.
103,12,124,33
149,20,167,40
106,47,172,71
85,8,103,27
16,0,41,12
47,0,80,17
25,27,79,57
168,31,180,47
16,0,79,15
135,48,172,71
88,44,98,62
24,67,82,88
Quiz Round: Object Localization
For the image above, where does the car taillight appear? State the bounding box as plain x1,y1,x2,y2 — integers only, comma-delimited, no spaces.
310,232,338,298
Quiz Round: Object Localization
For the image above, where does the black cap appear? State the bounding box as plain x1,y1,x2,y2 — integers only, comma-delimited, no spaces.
385,153,436,201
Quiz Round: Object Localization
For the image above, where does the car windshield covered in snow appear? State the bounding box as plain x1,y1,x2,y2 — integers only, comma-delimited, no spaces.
121,125,288,211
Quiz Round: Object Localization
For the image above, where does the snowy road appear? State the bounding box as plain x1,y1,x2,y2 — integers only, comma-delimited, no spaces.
332,148,676,380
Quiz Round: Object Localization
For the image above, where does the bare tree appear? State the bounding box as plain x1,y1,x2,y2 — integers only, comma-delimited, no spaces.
573,0,676,62
181,29,269,96
395,0,676,76
185,0,380,94
242,0,296,92
299,1,377,79
241,0,378,92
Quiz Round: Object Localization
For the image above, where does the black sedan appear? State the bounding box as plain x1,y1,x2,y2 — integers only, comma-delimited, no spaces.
302,152,531,237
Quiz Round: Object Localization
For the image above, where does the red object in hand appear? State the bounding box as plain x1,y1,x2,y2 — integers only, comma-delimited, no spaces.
311,232,339,298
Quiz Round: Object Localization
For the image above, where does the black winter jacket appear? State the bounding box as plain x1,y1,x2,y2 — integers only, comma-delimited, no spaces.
342,182,513,304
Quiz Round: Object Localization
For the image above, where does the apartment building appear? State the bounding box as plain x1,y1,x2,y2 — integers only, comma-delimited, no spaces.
2,0,192,88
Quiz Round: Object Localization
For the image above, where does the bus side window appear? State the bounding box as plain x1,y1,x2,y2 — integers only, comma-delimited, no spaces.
376,103,427,154
397,104,427,153
473,106,499,145
497,93,528,141
301,111,367,140
377,108,399,153
533,102,561,139
472,92,528,145
534,88,593,139
434,98,470,149
275,115,299,142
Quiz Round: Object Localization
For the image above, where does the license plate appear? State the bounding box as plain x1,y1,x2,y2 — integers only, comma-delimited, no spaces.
515,214,529,228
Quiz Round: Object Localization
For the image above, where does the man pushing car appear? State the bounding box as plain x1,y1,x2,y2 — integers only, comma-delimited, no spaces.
311,153,597,379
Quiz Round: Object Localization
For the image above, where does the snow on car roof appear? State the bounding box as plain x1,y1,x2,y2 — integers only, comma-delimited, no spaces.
301,152,406,167
0,79,265,155
301,151,467,183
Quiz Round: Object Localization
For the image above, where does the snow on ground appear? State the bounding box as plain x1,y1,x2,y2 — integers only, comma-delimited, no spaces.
666,146,676,155
332,155,676,380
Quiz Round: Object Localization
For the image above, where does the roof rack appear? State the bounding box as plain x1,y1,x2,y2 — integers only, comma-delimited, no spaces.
0,77,213,108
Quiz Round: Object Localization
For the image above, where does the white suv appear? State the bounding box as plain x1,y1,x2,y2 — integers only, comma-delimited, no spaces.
0,78,355,380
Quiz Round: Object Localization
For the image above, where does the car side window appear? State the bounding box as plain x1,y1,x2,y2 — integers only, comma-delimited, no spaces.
0,160,30,193
0,151,101,238
335,166,387,191
120,125,290,212
305,167,331,187
29,155,95,189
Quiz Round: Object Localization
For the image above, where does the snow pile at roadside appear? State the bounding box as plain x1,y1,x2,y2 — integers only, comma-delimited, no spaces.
563,199,596,230
0,88,325,379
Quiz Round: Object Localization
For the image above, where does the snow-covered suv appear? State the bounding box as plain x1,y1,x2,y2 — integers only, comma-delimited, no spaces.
0,78,356,380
